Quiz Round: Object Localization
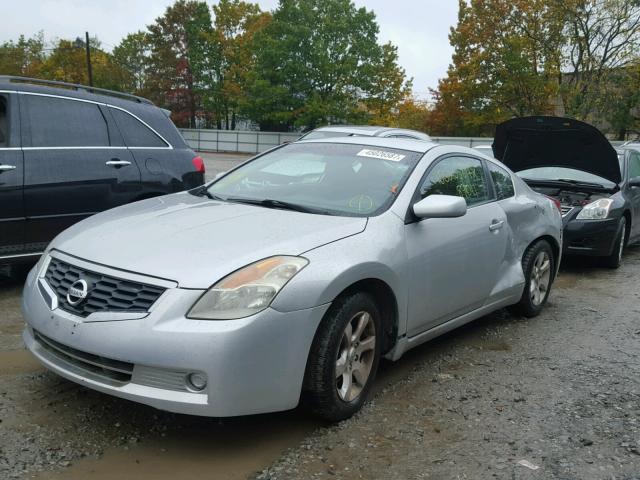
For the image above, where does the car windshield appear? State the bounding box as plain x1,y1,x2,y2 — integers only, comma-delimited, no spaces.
517,166,617,188
203,142,423,217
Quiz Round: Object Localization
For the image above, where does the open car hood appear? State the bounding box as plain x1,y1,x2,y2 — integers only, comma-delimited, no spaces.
492,116,621,185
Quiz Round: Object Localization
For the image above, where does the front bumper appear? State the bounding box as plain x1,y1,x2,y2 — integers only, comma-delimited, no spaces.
562,217,619,257
22,257,330,417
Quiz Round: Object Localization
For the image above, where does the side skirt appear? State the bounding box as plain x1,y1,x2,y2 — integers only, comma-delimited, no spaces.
386,289,522,361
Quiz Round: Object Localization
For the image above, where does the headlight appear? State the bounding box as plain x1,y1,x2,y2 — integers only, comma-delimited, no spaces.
187,256,308,320
576,198,614,220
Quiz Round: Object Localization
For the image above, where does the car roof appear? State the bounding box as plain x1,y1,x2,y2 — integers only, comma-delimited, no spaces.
311,125,393,135
309,125,430,139
296,135,439,153
0,76,154,109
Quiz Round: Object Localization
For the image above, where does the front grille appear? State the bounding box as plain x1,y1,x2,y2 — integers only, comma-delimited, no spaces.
44,258,165,317
561,205,574,217
33,330,133,384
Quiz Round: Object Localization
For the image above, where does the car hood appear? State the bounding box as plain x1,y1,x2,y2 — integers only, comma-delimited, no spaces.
492,116,621,184
51,192,367,288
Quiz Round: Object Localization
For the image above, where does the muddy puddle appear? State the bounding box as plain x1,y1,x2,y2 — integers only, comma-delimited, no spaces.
0,349,44,376
33,413,318,480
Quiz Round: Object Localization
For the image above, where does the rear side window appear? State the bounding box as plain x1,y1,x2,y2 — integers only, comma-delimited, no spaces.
0,96,7,147
110,108,167,148
487,162,515,199
23,95,110,147
419,156,491,206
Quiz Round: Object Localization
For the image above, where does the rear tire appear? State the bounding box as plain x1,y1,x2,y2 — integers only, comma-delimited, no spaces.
508,240,555,318
303,292,382,422
602,217,626,269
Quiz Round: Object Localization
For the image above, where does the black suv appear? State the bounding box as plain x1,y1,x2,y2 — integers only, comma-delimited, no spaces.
0,77,205,266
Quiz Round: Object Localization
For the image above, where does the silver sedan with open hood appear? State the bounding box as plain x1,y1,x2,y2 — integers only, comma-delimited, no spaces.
22,137,562,421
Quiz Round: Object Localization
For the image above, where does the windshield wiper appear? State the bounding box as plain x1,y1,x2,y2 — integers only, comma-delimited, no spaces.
225,197,324,214
523,178,608,189
196,188,227,201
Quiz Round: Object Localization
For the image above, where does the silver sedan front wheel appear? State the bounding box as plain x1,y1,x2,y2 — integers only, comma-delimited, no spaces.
335,311,376,402
304,292,382,422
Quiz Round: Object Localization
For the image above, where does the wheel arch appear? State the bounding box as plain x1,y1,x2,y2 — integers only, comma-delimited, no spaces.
336,278,399,355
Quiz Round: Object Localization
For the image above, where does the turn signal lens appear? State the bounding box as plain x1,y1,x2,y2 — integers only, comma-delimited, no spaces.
187,256,309,320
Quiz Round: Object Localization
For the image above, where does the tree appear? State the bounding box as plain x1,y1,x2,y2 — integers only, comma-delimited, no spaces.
38,37,130,91
112,31,150,93
0,33,45,77
242,0,410,131
210,0,271,129
560,0,640,126
394,96,431,133
146,0,214,127
430,0,565,136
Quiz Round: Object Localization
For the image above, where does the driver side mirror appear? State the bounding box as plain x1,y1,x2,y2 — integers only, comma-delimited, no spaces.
629,176,640,188
413,195,467,219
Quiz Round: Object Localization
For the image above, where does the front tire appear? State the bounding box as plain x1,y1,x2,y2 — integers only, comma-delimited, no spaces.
602,217,626,269
304,292,382,422
509,240,555,318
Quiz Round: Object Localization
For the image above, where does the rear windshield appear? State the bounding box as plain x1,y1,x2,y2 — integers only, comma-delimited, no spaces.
205,142,423,217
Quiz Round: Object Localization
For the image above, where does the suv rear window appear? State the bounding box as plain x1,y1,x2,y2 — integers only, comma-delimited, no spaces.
23,95,110,147
110,108,167,148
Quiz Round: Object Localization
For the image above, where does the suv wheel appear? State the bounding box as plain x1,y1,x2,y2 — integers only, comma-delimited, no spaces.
304,292,382,422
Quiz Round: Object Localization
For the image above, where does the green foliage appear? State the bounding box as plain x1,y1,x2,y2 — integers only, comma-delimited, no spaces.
242,0,410,131
431,0,640,138
112,31,150,93
0,33,45,77
145,0,214,127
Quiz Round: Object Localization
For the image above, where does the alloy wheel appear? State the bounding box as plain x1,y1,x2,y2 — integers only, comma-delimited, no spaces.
529,251,551,306
335,311,376,402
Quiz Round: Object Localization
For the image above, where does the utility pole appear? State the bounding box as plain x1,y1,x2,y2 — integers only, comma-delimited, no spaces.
85,31,93,86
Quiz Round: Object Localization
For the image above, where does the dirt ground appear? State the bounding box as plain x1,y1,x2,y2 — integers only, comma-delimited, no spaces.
0,158,638,479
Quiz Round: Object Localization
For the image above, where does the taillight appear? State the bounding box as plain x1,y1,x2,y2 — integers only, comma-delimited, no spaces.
192,156,205,174
545,195,562,212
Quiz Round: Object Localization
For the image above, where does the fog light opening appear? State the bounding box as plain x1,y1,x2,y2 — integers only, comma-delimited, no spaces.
186,372,207,391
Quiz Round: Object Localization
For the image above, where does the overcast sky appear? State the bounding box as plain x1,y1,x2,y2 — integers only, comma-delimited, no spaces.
0,0,458,98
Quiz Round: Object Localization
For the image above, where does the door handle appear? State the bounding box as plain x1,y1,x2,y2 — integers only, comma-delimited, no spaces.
105,159,132,167
0,164,17,172
489,220,504,231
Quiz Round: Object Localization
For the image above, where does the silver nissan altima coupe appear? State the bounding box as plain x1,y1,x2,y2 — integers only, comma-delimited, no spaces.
22,137,562,421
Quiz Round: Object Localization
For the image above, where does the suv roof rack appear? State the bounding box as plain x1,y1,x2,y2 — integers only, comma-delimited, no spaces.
0,76,154,105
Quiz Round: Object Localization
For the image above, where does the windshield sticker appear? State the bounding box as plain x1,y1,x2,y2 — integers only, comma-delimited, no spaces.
357,149,406,162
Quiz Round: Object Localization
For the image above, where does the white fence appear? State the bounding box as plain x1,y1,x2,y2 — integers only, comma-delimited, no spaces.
180,129,301,154
179,129,625,153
